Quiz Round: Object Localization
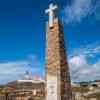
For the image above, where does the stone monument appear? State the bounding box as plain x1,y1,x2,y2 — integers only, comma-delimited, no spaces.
45,3,72,100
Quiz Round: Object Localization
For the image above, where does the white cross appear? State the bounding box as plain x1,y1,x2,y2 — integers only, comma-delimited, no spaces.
45,3,58,27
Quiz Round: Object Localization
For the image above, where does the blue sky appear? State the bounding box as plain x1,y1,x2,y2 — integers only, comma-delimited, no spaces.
0,0,100,84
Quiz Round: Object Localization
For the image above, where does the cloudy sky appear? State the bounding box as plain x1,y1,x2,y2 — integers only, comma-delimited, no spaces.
0,0,100,84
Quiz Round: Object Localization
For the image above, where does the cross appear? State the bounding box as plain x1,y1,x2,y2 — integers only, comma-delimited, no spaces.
45,3,58,28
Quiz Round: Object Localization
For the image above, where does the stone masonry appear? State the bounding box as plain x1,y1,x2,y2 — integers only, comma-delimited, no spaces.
45,17,72,100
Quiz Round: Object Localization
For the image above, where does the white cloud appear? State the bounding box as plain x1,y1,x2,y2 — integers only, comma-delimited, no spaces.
0,61,30,84
63,0,92,23
81,44,100,58
80,69,92,75
94,0,100,21
69,44,100,82
0,55,43,84
69,43,100,58
69,55,86,67
62,0,100,24
69,56,100,82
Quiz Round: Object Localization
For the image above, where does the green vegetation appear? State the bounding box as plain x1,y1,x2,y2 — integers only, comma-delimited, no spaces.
31,96,42,100
72,86,89,93
86,92,100,99
72,85,100,99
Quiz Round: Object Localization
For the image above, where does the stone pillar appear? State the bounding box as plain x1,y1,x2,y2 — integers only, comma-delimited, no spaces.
45,18,72,100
